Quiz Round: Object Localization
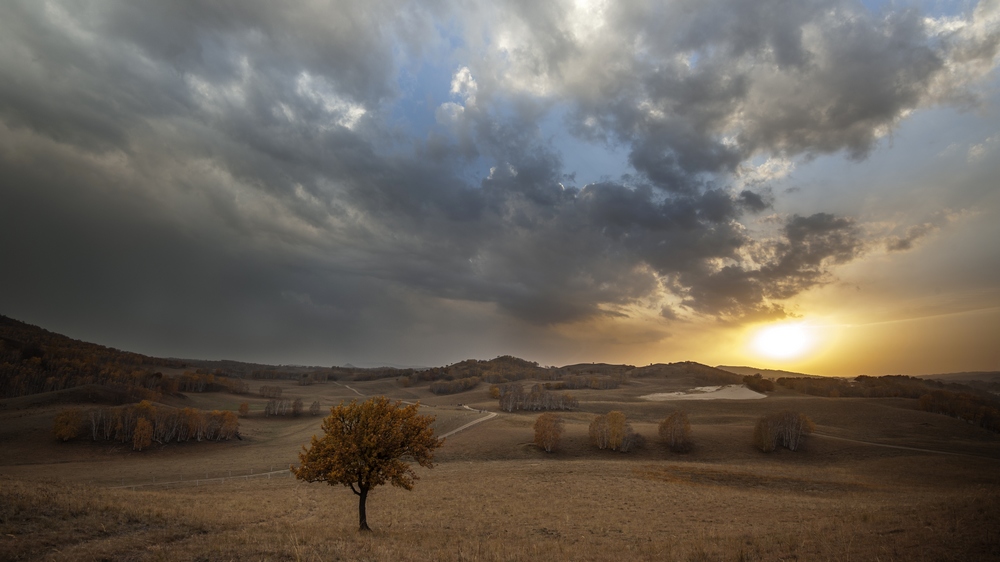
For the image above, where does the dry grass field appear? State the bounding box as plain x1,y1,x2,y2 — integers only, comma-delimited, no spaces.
2,376,999,561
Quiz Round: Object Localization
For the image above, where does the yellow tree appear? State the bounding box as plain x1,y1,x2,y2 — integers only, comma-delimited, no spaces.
291,397,443,531
52,408,83,441
533,412,564,453
133,417,153,451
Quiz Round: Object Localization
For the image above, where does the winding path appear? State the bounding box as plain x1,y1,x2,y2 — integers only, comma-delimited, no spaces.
439,407,498,439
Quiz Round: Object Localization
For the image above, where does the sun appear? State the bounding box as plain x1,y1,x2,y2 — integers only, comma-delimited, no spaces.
752,322,816,360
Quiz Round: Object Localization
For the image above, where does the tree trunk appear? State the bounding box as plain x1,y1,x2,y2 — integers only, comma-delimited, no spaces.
358,487,371,532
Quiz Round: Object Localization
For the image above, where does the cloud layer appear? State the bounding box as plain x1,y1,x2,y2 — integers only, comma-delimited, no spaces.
0,0,997,364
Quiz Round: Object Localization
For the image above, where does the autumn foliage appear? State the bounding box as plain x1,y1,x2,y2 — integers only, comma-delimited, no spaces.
52,408,84,442
589,411,637,452
292,397,443,532
533,413,564,453
55,401,240,450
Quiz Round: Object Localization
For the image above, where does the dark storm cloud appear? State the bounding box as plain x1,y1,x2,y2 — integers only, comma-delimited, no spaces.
0,0,995,362
678,213,863,319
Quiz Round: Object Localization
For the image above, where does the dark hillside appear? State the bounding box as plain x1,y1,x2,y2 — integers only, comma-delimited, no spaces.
0,315,184,400
632,361,744,386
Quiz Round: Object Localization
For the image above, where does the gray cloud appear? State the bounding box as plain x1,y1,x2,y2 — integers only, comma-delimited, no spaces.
0,0,995,363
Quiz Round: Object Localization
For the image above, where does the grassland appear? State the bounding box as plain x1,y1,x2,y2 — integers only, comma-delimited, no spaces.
2,375,999,561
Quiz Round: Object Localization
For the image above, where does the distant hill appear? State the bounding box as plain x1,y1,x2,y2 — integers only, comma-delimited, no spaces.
914,371,1000,383
0,314,335,400
632,361,745,386
716,365,829,379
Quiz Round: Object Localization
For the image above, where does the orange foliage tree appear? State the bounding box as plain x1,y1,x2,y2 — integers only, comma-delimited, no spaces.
291,397,443,532
52,408,83,441
533,413,564,453
589,411,637,452
133,418,153,451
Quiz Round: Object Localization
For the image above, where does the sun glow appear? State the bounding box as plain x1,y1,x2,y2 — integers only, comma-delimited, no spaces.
752,322,816,360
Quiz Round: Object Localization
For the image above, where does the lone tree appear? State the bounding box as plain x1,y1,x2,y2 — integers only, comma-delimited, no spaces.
291,396,443,532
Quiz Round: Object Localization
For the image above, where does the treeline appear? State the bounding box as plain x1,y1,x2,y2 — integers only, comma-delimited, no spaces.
53,401,239,451
175,371,249,394
248,369,335,384
263,398,322,417
429,376,481,395
776,374,964,399
918,390,1000,432
743,374,775,393
777,375,1000,433
493,383,579,412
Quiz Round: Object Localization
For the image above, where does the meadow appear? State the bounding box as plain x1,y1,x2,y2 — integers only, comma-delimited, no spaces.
2,374,999,561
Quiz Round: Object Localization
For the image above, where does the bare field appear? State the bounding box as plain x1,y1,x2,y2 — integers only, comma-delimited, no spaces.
2,377,1000,561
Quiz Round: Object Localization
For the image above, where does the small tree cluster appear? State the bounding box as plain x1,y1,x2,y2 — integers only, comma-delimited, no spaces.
919,389,1000,432
589,411,637,452
429,376,481,395
753,411,814,452
309,400,322,416
221,377,250,394
497,383,578,412
259,385,283,398
533,413,564,453
264,399,295,416
176,371,212,392
743,374,775,393
658,411,692,453
73,401,239,449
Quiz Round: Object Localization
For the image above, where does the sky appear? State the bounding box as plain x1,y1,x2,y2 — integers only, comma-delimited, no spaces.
1,0,998,375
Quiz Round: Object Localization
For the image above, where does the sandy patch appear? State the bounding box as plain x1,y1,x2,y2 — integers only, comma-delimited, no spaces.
640,385,766,401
